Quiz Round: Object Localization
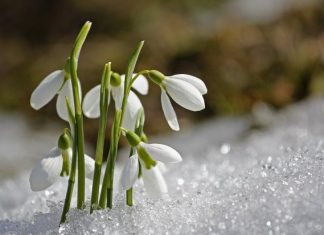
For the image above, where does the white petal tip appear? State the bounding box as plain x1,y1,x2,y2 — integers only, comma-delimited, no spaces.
30,102,40,110
161,91,180,131
171,126,180,131
83,111,100,119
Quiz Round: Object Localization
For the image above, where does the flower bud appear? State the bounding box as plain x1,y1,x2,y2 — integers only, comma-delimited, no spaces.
111,72,121,87
125,130,141,147
147,70,165,85
58,129,71,150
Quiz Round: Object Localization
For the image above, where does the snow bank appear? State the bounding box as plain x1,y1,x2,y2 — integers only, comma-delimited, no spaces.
1,98,324,234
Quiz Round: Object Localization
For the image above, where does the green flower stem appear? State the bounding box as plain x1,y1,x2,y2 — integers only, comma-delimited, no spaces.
99,41,144,209
126,187,133,206
129,70,149,87
60,99,77,224
90,63,111,213
126,148,135,206
99,110,121,209
70,21,92,209
126,109,145,206
60,125,78,224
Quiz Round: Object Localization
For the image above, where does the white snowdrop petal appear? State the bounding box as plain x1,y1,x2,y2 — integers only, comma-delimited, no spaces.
140,142,182,163
169,74,207,95
121,154,139,190
56,79,81,121
56,80,73,121
66,149,93,179
111,84,124,110
165,78,205,111
123,109,135,131
122,91,143,130
132,74,149,95
161,90,179,131
82,85,101,118
120,74,126,82
127,91,143,117
141,165,167,198
30,70,65,110
85,154,95,179
29,147,63,191
157,162,168,173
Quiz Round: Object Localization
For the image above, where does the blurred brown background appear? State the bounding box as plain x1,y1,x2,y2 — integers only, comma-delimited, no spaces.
1,0,324,146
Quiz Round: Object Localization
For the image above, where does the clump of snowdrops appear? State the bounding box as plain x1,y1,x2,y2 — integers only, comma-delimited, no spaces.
29,21,207,224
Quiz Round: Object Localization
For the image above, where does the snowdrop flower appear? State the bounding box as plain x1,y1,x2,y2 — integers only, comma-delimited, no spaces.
29,133,94,192
147,70,207,131
83,72,148,130
30,69,80,122
120,130,182,198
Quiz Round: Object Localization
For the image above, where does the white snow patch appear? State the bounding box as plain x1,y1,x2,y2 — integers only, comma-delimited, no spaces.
1,97,324,234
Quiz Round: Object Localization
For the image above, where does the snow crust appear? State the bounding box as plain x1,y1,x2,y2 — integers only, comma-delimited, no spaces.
1,98,324,234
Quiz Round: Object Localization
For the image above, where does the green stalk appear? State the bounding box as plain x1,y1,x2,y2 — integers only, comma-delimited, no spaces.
60,99,77,224
126,109,145,206
99,41,144,209
90,63,111,213
98,110,121,208
126,188,133,206
126,147,135,206
60,126,77,224
70,21,92,209
129,70,149,87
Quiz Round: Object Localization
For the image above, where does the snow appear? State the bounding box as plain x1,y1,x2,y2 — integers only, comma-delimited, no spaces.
1,97,324,234
226,0,319,23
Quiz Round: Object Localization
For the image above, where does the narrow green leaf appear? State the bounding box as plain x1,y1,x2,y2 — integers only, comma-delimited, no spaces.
72,21,92,61
124,41,145,91
90,62,112,213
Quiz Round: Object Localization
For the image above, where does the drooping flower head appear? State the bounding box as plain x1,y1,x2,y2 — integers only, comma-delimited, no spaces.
146,70,207,131
29,131,94,191
82,72,148,130
120,129,182,198
30,62,81,122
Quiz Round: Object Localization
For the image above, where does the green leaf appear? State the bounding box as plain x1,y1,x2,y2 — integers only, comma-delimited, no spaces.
100,63,111,111
124,41,145,91
72,21,92,61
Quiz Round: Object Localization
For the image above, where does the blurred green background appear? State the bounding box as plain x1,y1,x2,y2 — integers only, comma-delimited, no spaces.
1,0,324,146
